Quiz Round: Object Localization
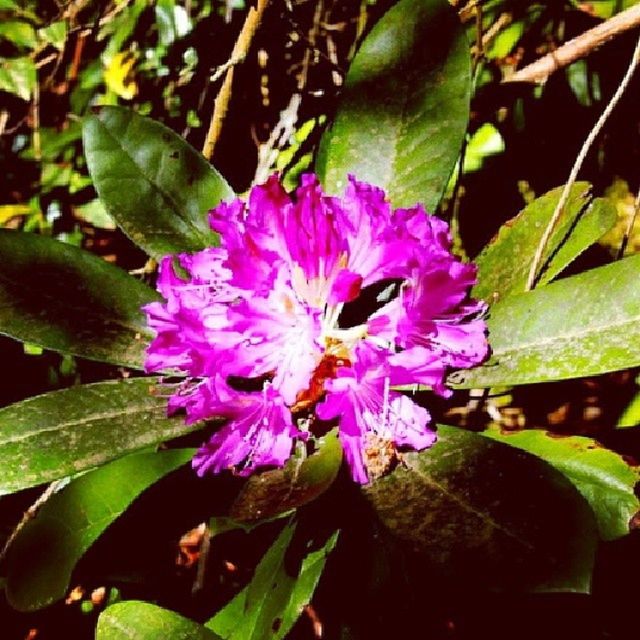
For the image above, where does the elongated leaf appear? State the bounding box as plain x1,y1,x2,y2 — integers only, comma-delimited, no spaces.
451,254,640,388
365,425,597,592
98,601,221,640
229,431,342,522
481,427,640,540
6,449,193,611
474,183,616,301
316,0,470,211
0,378,198,496
207,520,339,640
0,230,156,368
83,106,233,259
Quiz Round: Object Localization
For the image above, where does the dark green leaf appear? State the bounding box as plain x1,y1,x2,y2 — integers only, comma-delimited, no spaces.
83,106,234,259
473,183,616,302
452,255,640,388
364,425,597,592
98,601,221,640
229,430,342,522
316,0,470,211
207,520,339,640
0,229,157,368
6,449,193,611
481,427,640,540
0,378,199,496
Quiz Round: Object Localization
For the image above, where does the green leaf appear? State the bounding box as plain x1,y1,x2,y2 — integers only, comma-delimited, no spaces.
83,106,234,259
0,378,200,496
618,389,640,428
316,0,470,211
229,430,342,522
481,427,640,540
463,123,505,173
98,601,221,640
452,254,640,388
0,56,36,100
6,449,193,611
473,183,616,302
0,21,38,48
38,20,67,50
364,425,597,592
0,229,157,368
207,520,339,640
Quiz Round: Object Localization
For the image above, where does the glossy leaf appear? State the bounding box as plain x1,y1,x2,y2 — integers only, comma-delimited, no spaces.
316,0,470,211
98,601,221,640
0,229,157,368
451,254,640,388
0,378,200,496
364,425,597,592
83,106,233,259
473,183,616,302
207,520,339,640
229,431,342,522
6,449,193,611
482,427,640,540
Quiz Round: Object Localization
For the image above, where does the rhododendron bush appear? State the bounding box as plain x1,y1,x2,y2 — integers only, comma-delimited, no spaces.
1,0,640,638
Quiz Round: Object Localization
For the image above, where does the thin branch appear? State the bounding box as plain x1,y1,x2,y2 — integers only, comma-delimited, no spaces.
525,32,640,291
201,0,269,161
505,4,640,84
253,92,302,186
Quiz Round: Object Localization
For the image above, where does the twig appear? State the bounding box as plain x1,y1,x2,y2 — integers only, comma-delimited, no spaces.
525,32,640,291
0,478,69,563
191,523,211,594
505,4,640,84
32,75,41,162
253,92,302,186
202,0,269,161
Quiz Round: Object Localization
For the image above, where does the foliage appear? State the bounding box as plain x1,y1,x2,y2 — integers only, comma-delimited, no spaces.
1,0,640,638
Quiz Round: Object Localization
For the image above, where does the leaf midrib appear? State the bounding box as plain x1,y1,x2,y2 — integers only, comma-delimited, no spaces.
0,403,167,445
96,114,211,248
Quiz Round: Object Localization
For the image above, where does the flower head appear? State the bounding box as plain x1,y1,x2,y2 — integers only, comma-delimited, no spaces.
144,174,488,483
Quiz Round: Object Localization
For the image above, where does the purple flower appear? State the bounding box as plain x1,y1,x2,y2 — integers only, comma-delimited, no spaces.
143,174,488,483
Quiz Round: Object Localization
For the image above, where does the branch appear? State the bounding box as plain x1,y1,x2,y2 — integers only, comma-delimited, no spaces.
525,32,640,291
202,0,269,161
505,4,640,84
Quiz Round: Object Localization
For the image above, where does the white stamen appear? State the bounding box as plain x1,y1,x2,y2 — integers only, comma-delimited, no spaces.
381,375,390,436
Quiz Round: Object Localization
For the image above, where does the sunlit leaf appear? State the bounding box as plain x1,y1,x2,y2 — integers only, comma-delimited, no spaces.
473,183,616,302
0,21,37,48
98,601,221,639
482,427,640,540
38,20,67,50
0,378,199,496
453,255,640,388
317,0,470,211
0,56,36,100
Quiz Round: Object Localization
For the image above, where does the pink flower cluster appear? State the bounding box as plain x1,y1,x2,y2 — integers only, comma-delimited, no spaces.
143,175,488,483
